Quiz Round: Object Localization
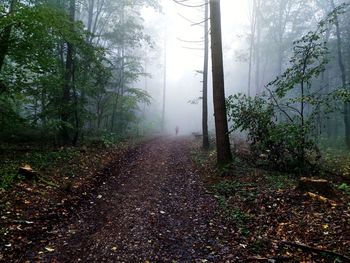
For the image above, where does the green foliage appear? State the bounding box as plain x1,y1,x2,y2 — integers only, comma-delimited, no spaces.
0,163,18,189
0,94,24,135
227,94,316,171
338,183,350,195
265,174,296,190
227,5,350,172
100,132,123,146
268,30,329,99
0,0,159,144
0,147,78,189
216,194,251,236
213,180,255,198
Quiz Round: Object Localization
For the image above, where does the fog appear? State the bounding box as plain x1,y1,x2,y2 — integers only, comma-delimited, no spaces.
139,0,250,135
2,0,350,148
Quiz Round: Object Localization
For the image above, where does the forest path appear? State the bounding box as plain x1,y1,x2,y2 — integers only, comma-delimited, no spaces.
40,137,239,262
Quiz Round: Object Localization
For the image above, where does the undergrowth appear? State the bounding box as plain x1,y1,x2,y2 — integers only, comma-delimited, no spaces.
0,147,79,189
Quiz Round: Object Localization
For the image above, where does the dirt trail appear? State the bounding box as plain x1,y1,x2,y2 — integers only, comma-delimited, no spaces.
39,137,239,262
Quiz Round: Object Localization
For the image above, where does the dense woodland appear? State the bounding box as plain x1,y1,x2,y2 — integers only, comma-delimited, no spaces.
1,0,350,262
0,0,160,146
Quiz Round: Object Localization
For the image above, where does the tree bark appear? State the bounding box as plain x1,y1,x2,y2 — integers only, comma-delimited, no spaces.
202,0,209,149
254,0,261,94
86,0,95,42
247,0,256,97
61,0,76,144
161,26,167,133
0,0,17,73
209,0,232,166
330,0,349,148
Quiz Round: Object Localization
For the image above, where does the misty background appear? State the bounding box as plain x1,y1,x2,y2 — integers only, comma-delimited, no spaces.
139,0,251,135
1,0,350,147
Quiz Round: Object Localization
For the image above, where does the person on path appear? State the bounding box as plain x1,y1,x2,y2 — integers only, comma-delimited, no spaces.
175,126,179,136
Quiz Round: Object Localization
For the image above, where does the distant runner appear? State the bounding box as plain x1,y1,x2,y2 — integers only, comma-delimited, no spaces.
175,126,179,136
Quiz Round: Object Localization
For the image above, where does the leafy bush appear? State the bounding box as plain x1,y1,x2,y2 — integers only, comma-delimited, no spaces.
226,9,350,173
227,94,317,171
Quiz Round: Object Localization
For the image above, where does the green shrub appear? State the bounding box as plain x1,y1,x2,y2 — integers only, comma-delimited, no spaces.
338,183,350,195
227,94,318,172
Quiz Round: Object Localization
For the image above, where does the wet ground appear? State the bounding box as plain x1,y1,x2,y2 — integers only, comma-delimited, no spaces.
38,137,240,262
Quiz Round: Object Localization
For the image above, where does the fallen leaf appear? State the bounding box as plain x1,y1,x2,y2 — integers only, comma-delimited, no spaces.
111,246,117,251
45,247,55,252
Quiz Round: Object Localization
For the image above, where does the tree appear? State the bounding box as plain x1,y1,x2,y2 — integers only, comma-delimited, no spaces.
329,0,350,148
60,0,76,144
0,0,18,95
202,0,209,149
209,0,232,165
0,0,159,144
226,4,350,170
0,0,16,73
172,0,210,148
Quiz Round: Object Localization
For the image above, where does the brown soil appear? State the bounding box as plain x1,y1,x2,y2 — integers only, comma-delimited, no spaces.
27,137,242,262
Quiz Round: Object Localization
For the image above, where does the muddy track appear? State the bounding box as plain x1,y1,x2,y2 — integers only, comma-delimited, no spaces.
35,137,240,262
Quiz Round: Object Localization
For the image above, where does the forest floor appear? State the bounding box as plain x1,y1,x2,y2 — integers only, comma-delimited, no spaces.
0,137,350,262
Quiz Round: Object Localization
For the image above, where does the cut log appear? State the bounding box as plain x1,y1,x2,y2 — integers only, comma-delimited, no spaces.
297,177,336,198
18,165,39,180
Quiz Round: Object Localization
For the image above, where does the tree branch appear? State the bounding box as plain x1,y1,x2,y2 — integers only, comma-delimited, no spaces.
279,240,350,262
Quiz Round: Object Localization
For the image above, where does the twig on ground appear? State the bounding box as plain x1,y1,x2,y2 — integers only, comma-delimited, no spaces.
279,240,350,261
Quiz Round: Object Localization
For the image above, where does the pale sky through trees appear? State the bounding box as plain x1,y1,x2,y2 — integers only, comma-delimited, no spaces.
142,0,250,134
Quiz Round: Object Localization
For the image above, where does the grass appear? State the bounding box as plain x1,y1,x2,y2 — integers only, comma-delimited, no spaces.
213,181,254,236
216,194,252,236
193,136,350,260
0,147,79,189
264,173,296,190
213,180,256,197
338,183,350,195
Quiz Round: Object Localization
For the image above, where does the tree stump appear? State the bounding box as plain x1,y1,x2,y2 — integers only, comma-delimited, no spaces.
18,165,39,180
297,177,336,198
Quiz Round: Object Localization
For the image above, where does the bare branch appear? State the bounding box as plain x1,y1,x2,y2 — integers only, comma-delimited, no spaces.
173,0,208,8
177,37,204,43
265,86,295,123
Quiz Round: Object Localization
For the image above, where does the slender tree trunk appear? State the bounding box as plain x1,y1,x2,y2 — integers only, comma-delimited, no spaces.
161,26,167,133
202,0,209,149
330,0,349,148
61,0,76,143
0,0,17,73
91,0,105,41
0,0,17,94
209,0,232,166
72,62,79,145
277,0,284,76
254,0,261,94
248,0,257,97
86,0,95,43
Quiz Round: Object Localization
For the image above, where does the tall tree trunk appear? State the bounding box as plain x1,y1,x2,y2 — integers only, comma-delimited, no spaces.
86,0,95,42
72,63,79,145
161,26,167,133
277,0,284,76
202,0,209,149
248,0,257,97
0,0,17,94
254,0,261,94
61,0,76,144
330,0,349,148
209,0,232,166
0,0,17,73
